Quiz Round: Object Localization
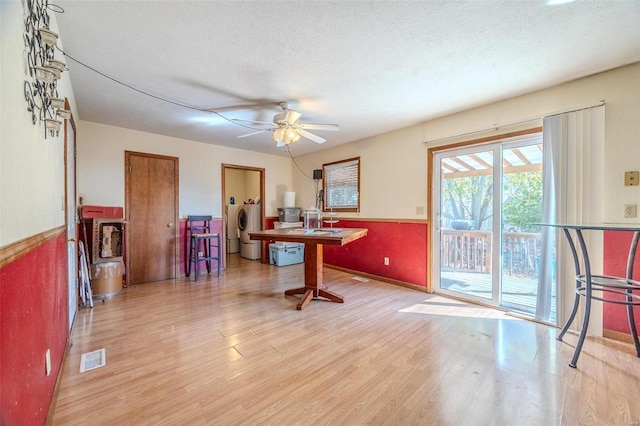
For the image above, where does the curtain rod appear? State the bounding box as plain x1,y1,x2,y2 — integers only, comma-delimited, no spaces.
421,100,605,146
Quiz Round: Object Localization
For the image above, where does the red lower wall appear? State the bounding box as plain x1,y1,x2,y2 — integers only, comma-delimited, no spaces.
603,230,640,335
265,218,429,288
311,220,427,288
0,233,69,425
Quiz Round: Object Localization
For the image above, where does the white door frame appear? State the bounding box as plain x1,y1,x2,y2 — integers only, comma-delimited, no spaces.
433,142,502,306
65,106,77,330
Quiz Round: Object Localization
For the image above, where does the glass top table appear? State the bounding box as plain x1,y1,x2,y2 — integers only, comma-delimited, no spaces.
538,223,640,367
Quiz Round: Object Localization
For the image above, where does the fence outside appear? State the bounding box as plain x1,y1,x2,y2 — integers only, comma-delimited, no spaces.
441,230,542,278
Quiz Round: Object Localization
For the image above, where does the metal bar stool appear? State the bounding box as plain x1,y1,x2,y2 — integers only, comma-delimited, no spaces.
186,215,221,281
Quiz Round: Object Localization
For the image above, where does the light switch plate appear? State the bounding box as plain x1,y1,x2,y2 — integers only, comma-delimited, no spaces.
625,171,639,186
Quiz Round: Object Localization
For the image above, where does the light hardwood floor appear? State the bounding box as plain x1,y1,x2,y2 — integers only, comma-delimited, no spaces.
49,255,640,425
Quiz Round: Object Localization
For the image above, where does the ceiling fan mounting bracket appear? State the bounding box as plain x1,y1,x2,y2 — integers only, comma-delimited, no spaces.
273,113,289,126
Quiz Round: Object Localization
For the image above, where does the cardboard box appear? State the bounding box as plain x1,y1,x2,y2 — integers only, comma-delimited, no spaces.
274,221,303,229
81,205,124,219
91,261,125,297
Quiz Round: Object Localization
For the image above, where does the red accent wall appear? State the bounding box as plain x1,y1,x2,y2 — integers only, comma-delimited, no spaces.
0,233,69,425
263,218,428,288
323,220,428,288
265,217,276,230
603,230,640,334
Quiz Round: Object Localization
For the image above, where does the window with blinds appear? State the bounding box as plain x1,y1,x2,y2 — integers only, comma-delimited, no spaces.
322,157,360,212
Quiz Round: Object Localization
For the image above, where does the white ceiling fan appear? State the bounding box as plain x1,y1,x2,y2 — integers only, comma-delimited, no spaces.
234,102,339,147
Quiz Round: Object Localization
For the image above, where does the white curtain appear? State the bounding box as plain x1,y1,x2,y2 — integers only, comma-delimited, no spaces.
537,104,605,328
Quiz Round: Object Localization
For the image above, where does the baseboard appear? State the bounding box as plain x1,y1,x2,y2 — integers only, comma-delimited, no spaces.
45,321,75,425
603,328,634,344
324,264,428,293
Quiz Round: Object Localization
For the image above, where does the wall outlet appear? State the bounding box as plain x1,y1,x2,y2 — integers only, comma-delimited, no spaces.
624,204,637,218
45,349,51,376
625,171,639,186
384,257,390,266
416,206,425,215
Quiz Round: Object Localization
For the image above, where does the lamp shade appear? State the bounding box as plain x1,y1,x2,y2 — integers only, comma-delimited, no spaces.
273,127,285,142
283,128,300,144
39,28,59,46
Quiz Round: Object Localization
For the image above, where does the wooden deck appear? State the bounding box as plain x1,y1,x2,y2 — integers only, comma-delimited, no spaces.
441,270,557,320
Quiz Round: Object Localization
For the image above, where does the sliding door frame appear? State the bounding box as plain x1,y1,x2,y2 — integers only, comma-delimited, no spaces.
427,128,543,295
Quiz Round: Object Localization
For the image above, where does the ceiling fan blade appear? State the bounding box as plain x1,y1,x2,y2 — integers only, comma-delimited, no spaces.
237,130,269,139
283,109,302,124
297,123,340,131
297,129,326,144
231,118,274,126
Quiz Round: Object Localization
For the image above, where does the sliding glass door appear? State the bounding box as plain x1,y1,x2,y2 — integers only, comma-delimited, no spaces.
433,134,555,319
436,145,498,302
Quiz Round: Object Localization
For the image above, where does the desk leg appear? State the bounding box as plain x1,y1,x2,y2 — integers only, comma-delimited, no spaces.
284,243,344,310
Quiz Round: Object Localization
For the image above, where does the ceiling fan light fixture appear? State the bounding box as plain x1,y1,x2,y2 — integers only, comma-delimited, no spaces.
237,103,338,146
283,128,300,144
273,127,285,142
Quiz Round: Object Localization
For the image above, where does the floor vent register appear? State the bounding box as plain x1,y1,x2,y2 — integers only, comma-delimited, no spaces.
79,348,106,373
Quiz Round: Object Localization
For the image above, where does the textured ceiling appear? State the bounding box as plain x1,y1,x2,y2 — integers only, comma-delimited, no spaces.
54,1,640,157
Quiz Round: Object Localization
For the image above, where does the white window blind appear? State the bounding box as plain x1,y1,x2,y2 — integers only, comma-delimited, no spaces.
323,158,360,211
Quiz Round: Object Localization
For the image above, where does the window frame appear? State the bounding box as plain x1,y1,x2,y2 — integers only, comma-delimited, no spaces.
322,157,360,213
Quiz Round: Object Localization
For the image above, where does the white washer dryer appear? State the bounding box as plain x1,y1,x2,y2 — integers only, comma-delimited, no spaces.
238,204,261,260
225,204,240,253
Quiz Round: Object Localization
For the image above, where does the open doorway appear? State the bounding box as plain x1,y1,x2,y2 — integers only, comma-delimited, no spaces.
221,164,265,265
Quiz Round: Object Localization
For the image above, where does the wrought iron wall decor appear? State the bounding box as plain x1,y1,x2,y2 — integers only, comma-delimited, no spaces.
23,0,68,138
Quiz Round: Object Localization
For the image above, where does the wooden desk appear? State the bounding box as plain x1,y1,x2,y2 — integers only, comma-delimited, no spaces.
249,228,368,310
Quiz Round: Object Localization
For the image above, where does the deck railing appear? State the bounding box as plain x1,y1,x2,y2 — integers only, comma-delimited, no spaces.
441,230,542,277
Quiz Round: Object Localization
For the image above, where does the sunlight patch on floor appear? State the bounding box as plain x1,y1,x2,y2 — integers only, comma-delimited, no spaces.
352,276,369,282
399,295,522,320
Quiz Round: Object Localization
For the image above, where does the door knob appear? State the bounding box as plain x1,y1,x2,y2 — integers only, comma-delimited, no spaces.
167,222,175,228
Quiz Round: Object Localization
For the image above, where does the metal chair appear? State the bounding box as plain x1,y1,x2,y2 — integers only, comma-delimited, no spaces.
186,215,221,281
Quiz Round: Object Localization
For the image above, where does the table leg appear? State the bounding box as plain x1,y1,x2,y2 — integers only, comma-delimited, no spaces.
557,228,582,343
625,231,640,356
568,230,593,368
283,242,344,310
296,289,314,310
318,288,344,303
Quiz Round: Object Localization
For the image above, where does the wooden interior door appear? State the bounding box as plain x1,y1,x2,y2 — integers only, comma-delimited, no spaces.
125,151,178,285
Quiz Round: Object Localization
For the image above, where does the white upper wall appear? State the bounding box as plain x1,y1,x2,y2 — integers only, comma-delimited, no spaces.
1,1,78,246
291,125,426,217
292,63,640,222
3,0,637,246
76,121,293,218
